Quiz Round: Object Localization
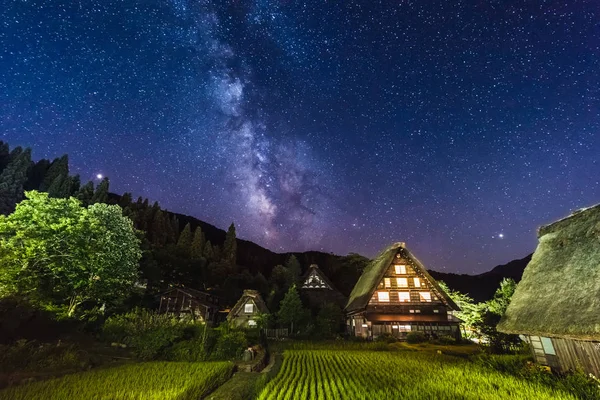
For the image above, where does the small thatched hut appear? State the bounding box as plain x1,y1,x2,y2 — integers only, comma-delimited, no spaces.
498,204,600,376
346,242,461,340
158,287,221,324
227,290,269,328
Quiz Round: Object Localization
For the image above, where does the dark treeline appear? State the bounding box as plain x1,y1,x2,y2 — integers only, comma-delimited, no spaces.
0,141,370,311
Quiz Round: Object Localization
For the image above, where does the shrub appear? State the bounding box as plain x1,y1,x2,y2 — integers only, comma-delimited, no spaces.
406,331,426,344
211,330,247,360
0,340,88,374
375,333,399,343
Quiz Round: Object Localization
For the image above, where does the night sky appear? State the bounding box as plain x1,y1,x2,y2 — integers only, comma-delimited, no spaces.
2,1,599,274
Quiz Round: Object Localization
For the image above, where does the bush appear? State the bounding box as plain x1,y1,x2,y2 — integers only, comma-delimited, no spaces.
102,308,197,360
211,330,247,360
0,340,88,374
375,333,399,343
406,331,427,344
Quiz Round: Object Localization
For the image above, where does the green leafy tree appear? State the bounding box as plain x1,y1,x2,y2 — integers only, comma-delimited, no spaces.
91,177,109,204
0,148,31,215
177,222,192,253
316,302,344,338
476,278,521,353
223,223,237,267
40,154,68,191
277,285,306,335
191,226,205,259
0,191,142,316
285,255,302,285
438,281,483,339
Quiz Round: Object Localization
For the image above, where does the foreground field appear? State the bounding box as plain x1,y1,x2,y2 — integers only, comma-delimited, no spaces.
257,350,577,400
0,361,233,400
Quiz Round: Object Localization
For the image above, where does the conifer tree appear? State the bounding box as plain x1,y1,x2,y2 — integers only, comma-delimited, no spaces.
68,174,81,195
191,226,205,259
25,159,50,191
203,241,214,261
0,141,11,174
47,174,67,198
286,255,302,284
151,210,168,247
0,148,31,215
177,222,192,253
77,181,94,206
40,154,68,191
277,285,305,335
223,222,237,267
91,177,109,204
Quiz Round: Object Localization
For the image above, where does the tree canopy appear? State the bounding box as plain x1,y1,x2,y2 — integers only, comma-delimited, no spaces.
0,191,142,317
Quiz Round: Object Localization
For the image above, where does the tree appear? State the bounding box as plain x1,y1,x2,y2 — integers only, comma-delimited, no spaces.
223,222,237,267
316,303,344,338
285,255,302,285
476,278,520,353
277,285,305,335
0,191,142,317
47,174,70,198
438,281,483,339
0,148,31,215
77,181,94,206
91,177,109,204
203,241,214,261
40,155,68,191
0,141,10,173
177,222,192,254
191,226,205,259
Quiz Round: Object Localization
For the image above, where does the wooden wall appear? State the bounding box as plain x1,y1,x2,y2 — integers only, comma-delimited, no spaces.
552,337,600,377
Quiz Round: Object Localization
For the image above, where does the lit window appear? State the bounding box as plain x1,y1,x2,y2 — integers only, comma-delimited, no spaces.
419,292,432,302
396,278,408,287
413,277,421,287
395,264,406,274
248,320,257,327
244,303,254,313
433,309,440,313
399,325,411,332
398,292,410,302
415,309,421,313
392,325,399,329
409,309,415,313
384,278,391,288
377,291,390,302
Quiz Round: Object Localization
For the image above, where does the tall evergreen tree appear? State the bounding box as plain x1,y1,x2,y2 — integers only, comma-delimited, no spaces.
203,240,214,261
151,210,168,247
0,148,32,215
286,255,302,284
77,181,95,206
0,141,11,174
40,154,68,191
190,226,205,259
68,174,81,195
277,285,305,335
25,159,50,191
91,177,109,204
47,174,68,198
177,222,192,253
223,222,237,266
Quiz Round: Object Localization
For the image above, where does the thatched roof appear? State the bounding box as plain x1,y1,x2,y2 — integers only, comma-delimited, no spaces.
301,264,337,290
345,242,459,313
498,204,600,340
227,290,269,320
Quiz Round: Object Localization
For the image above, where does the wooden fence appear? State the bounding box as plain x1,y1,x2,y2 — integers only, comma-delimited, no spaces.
263,328,288,339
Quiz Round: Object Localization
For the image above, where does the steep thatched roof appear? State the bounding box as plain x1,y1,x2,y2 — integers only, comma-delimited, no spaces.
345,242,459,313
498,204,600,341
227,290,269,320
301,264,337,290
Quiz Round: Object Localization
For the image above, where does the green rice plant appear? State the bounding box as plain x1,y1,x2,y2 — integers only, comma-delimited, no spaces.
257,350,580,400
0,361,233,400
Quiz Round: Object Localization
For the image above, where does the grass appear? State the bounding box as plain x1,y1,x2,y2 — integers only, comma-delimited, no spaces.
206,372,260,400
0,361,234,400
256,350,579,400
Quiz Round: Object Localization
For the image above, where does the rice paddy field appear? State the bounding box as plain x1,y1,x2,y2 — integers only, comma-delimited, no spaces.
0,361,234,400
256,350,578,400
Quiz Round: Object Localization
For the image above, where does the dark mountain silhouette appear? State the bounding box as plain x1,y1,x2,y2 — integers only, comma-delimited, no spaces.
429,254,532,302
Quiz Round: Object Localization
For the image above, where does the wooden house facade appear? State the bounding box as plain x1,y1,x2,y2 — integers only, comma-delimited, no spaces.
227,290,269,328
300,264,347,311
158,287,221,324
498,204,600,376
345,242,461,340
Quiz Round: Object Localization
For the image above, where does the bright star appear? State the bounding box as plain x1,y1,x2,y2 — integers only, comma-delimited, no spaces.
96,174,103,180
498,233,504,239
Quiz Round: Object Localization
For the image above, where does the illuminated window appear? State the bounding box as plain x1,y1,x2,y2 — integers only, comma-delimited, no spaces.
413,277,421,287
248,319,257,327
399,325,411,332
384,278,391,288
415,309,421,313
396,277,408,287
409,309,415,313
398,292,410,302
395,264,406,274
433,309,440,313
244,303,254,313
377,291,390,302
419,292,432,302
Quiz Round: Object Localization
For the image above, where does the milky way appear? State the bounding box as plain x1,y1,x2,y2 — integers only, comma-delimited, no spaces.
1,1,599,273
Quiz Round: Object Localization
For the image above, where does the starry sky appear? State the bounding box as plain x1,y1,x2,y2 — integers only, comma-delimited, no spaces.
2,0,599,274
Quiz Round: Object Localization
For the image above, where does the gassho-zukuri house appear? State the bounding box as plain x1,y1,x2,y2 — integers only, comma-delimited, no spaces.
345,242,461,340
498,203,600,376
227,289,269,329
